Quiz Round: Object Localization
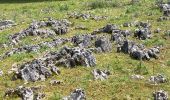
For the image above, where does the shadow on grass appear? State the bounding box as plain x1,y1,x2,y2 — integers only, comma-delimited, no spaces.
0,0,66,4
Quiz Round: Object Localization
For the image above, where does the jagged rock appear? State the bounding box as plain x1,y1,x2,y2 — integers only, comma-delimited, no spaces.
134,28,152,40
57,47,96,67
40,38,68,48
34,93,46,100
88,47,102,53
153,90,168,100
5,86,34,100
149,74,167,84
160,3,170,16
0,20,16,30
14,46,96,81
5,86,45,100
157,16,170,21
118,40,160,60
52,25,69,35
50,80,62,86
0,45,40,60
0,69,3,76
0,37,68,60
95,37,112,52
101,24,120,33
135,21,151,28
111,33,124,45
62,88,86,100
16,59,60,82
71,34,96,48
92,69,110,80
7,19,71,46
123,22,132,27
131,74,144,80
147,46,160,59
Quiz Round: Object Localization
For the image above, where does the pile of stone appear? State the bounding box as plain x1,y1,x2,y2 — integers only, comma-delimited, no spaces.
68,12,107,21
95,36,112,52
149,74,167,84
98,24,120,34
0,37,68,60
111,30,131,44
157,16,170,21
159,3,170,16
56,47,96,67
134,28,152,40
5,86,45,100
0,20,16,30
1,45,40,60
62,88,86,100
153,90,168,100
71,34,96,48
92,69,110,80
135,21,151,28
117,40,160,60
131,74,144,80
8,19,71,46
40,37,69,48
14,46,96,81
15,59,60,82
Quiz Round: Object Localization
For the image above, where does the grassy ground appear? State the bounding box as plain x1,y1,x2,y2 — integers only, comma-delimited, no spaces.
0,0,170,99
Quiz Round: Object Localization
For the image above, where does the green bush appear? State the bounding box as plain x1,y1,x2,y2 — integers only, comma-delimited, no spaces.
88,0,122,9
134,62,149,75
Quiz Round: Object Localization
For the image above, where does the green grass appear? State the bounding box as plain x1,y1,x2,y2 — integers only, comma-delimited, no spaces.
0,0,170,100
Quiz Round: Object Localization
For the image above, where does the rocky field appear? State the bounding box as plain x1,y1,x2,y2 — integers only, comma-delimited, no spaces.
0,0,170,100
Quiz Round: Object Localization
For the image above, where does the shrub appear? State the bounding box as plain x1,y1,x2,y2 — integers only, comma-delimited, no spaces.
134,62,149,75
88,0,122,9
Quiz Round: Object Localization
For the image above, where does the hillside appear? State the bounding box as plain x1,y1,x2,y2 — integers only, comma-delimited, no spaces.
0,0,170,100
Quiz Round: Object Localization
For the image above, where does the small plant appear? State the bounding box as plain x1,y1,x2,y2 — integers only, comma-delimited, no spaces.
50,92,62,100
167,60,170,66
59,4,69,11
164,31,170,37
134,62,149,75
88,0,121,9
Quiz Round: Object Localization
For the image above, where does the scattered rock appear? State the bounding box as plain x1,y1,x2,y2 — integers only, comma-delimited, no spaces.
92,69,110,80
7,19,71,46
34,93,46,100
5,86,45,100
131,74,144,80
149,74,167,84
16,59,60,82
101,24,120,33
153,90,168,100
14,46,96,82
160,3,170,16
135,21,151,28
62,88,86,100
0,20,16,30
50,80,62,86
95,36,112,52
57,47,96,67
118,40,160,60
71,34,96,48
134,28,152,40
